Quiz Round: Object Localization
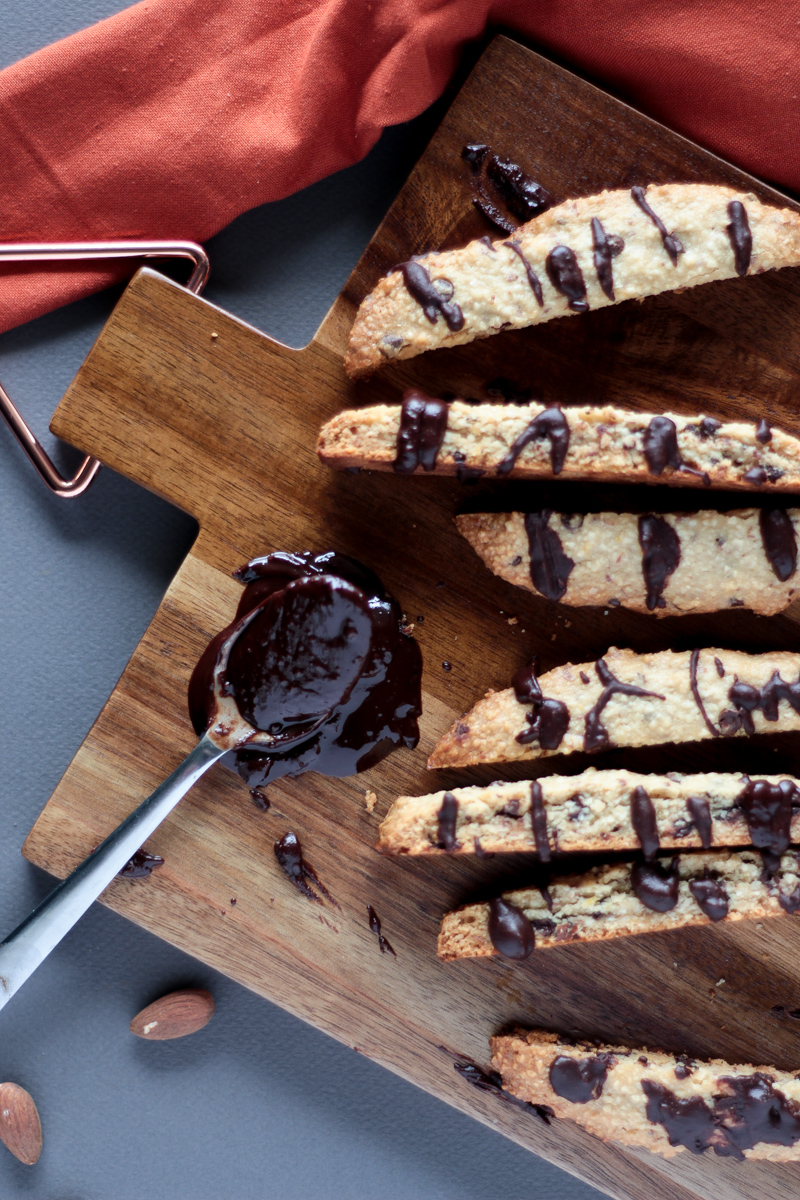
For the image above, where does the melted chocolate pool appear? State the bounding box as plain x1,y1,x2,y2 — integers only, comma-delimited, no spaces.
189,552,422,793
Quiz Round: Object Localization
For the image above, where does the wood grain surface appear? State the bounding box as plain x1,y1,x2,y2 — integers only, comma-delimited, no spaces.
23,35,800,1199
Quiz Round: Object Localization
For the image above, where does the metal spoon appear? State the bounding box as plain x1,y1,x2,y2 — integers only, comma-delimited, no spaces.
0,600,330,1011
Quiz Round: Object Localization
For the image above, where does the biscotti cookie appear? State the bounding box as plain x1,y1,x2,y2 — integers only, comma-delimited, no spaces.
491,1028,800,1161
317,396,800,492
344,183,800,377
437,849,800,961
377,769,800,858
457,507,800,615
429,647,800,768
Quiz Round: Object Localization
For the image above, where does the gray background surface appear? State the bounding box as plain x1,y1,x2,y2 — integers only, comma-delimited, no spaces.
0,5,607,1197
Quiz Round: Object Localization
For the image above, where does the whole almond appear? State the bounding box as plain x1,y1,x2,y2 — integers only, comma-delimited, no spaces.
0,1083,42,1165
130,988,214,1040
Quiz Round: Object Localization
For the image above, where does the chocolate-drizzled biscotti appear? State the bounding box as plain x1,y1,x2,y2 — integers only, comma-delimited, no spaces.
437,849,800,961
429,647,800,768
377,769,800,858
457,508,800,615
491,1029,800,1161
317,397,800,492
344,183,800,377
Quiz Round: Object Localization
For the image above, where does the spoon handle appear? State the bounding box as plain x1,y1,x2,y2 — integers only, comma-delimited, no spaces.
0,733,224,1011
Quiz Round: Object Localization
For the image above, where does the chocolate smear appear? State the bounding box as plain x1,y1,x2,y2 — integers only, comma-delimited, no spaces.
496,407,570,476
642,1080,738,1157
716,1072,800,1152
436,792,461,851
472,178,518,234
393,390,449,474
367,905,396,956
400,260,464,331
119,849,164,879
631,186,684,265
643,415,709,484
488,897,535,959
726,200,752,277
505,240,544,305
549,1055,611,1103
545,245,589,311
689,873,729,921
530,781,551,862
453,1057,554,1123
274,832,334,904
630,786,660,861
686,796,713,849
737,777,798,857
524,511,575,600
486,155,553,221
583,658,665,753
461,143,490,170
632,858,680,912
759,509,797,582
638,514,681,610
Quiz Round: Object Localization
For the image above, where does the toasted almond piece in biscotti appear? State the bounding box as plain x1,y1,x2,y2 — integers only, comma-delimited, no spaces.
316,399,800,493
344,183,800,377
456,508,800,616
490,1027,800,1161
428,646,800,768
377,768,800,857
437,849,800,962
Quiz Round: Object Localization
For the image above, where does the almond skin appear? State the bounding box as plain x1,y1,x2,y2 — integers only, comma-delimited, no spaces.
130,988,215,1040
0,1083,42,1165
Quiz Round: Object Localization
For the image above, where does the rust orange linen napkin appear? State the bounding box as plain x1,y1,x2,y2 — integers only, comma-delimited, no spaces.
1,0,799,334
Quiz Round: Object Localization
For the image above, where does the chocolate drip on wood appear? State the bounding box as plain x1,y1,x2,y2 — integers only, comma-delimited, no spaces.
505,240,544,305
461,143,489,170
736,778,799,856
524,511,575,600
631,858,679,912
631,186,684,264
486,155,553,221
583,658,665,753
638,515,681,610
436,792,461,851
759,509,797,582
591,217,617,299
274,832,334,904
400,260,464,330
453,1058,553,1123
549,1055,611,1103
496,407,570,475
393,390,449,474
643,416,709,484
488,897,535,959
472,178,517,233
529,781,551,862
367,905,396,956
630,786,660,861
689,648,720,737
726,200,752,276
686,796,713,849
119,849,164,879
689,874,729,921
545,245,589,311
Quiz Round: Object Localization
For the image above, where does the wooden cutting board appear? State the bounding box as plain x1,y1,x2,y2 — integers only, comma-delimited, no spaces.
23,34,800,1200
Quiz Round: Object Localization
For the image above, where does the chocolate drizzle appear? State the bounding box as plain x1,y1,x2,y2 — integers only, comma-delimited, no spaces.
524,511,575,600
453,1058,554,1123
400,260,464,330
631,186,684,265
488,897,535,959
756,419,772,444
689,648,720,737
367,905,396,956
737,778,799,857
496,407,571,476
721,670,800,737
119,849,164,879
393,390,449,473
529,781,551,862
642,1080,737,1157
512,656,543,706
630,786,660,861
274,832,334,904
689,873,729,921
686,796,713,849
759,509,797,582
638,515,681,610
505,241,544,305
436,792,461,851
631,858,680,912
545,245,589,311
591,217,622,300
726,200,752,277
643,416,709,485
716,1073,800,1152
549,1055,611,1103
583,658,665,753
515,662,570,752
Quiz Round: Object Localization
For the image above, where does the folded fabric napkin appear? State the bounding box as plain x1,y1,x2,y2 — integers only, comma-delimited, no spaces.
1,0,799,334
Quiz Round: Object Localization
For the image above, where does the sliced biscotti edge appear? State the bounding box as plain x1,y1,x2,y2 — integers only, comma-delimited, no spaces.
437,849,800,961
490,1029,800,1161
377,769,800,856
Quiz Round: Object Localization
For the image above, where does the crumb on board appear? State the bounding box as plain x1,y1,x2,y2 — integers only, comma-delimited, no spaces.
365,791,377,814
507,617,518,626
